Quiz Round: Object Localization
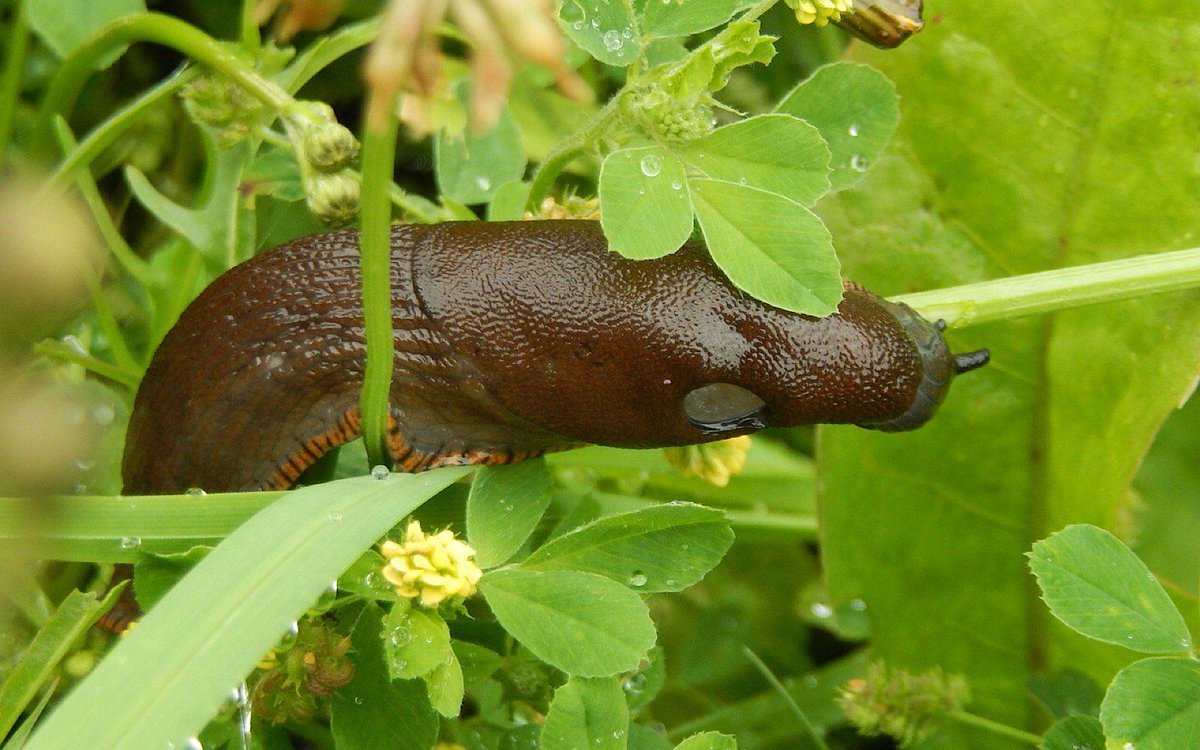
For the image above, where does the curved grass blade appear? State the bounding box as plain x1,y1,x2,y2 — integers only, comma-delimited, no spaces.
23,469,467,750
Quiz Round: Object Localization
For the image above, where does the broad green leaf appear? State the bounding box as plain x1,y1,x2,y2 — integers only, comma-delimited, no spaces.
817,2,1200,746
657,21,775,100
331,606,439,750
125,166,212,250
23,470,466,750
1027,668,1105,720
1030,525,1190,654
453,640,502,686
1132,394,1200,593
521,503,733,593
426,648,465,717
480,569,656,676
599,146,693,260
467,458,554,568
675,731,738,750
775,62,900,191
558,0,640,67
0,588,122,738
628,724,673,750
541,677,629,750
337,549,397,602
435,107,525,204
675,115,831,207
487,180,533,222
1041,715,1104,750
690,179,842,316
134,546,210,611
641,0,756,38
382,601,453,679
1100,658,1200,750
26,0,144,62
623,646,666,713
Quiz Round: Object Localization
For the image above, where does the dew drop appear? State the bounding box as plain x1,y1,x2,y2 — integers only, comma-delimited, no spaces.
848,123,860,137
371,465,389,480
475,176,492,192
612,730,625,739
328,510,344,522
849,598,866,611
665,578,676,588
809,602,833,619
74,457,96,471
92,403,115,426
602,30,623,52
353,696,364,705
623,672,647,693
186,487,206,497
671,179,682,190
183,738,203,750
639,154,662,177
120,536,141,550
628,571,648,587
850,154,868,172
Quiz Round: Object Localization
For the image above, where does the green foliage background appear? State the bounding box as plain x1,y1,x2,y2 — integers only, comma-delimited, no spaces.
0,0,1198,749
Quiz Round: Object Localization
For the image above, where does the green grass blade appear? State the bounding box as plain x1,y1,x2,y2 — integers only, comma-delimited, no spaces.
23,469,467,750
0,492,283,562
0,588,122,738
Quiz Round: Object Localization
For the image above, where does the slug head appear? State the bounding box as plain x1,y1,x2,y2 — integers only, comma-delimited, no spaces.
856,301,989,432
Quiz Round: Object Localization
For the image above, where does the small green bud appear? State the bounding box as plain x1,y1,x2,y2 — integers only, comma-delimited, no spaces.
840,662,970,747
181,77,263,146
304,122,360,172
306,172,360,227
624,85,715,144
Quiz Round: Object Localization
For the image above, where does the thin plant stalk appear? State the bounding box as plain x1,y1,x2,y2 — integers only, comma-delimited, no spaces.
0,0,30,161
37,13,293,155
896,247,1200,329
357,90,402,467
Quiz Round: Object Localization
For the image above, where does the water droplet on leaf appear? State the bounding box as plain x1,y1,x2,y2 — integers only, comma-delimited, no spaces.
639,154,662,177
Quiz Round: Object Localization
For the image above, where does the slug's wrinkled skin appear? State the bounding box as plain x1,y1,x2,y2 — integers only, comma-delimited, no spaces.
121,220,985,495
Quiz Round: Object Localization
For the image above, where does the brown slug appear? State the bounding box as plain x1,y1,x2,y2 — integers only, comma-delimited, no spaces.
121,220,987,495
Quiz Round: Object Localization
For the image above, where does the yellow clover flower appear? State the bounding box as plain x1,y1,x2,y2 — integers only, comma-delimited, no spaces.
380,520,483,607
788,0,853,26
663,435,752,487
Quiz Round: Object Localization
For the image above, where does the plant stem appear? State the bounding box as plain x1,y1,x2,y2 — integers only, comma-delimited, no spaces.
276,17,382,93
32,341,139,389
525,93,626,210
50,117,156,288
241,0,261,54
46,66,200,192
895,247,1200,329
38,13,293,155
949,710,1042,746
742,646,832,750
357,89,402,467
0,0,30,162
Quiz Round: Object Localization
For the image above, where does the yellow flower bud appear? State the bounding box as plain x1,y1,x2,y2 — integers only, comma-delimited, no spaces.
380,520,483,608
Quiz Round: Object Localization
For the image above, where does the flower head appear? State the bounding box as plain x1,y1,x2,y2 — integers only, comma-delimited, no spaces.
663,436,752,487
840,662,970,747
380,520,483,608
786,0,853,26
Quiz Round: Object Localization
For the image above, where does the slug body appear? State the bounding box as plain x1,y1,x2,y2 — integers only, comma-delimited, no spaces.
122,220,984,494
